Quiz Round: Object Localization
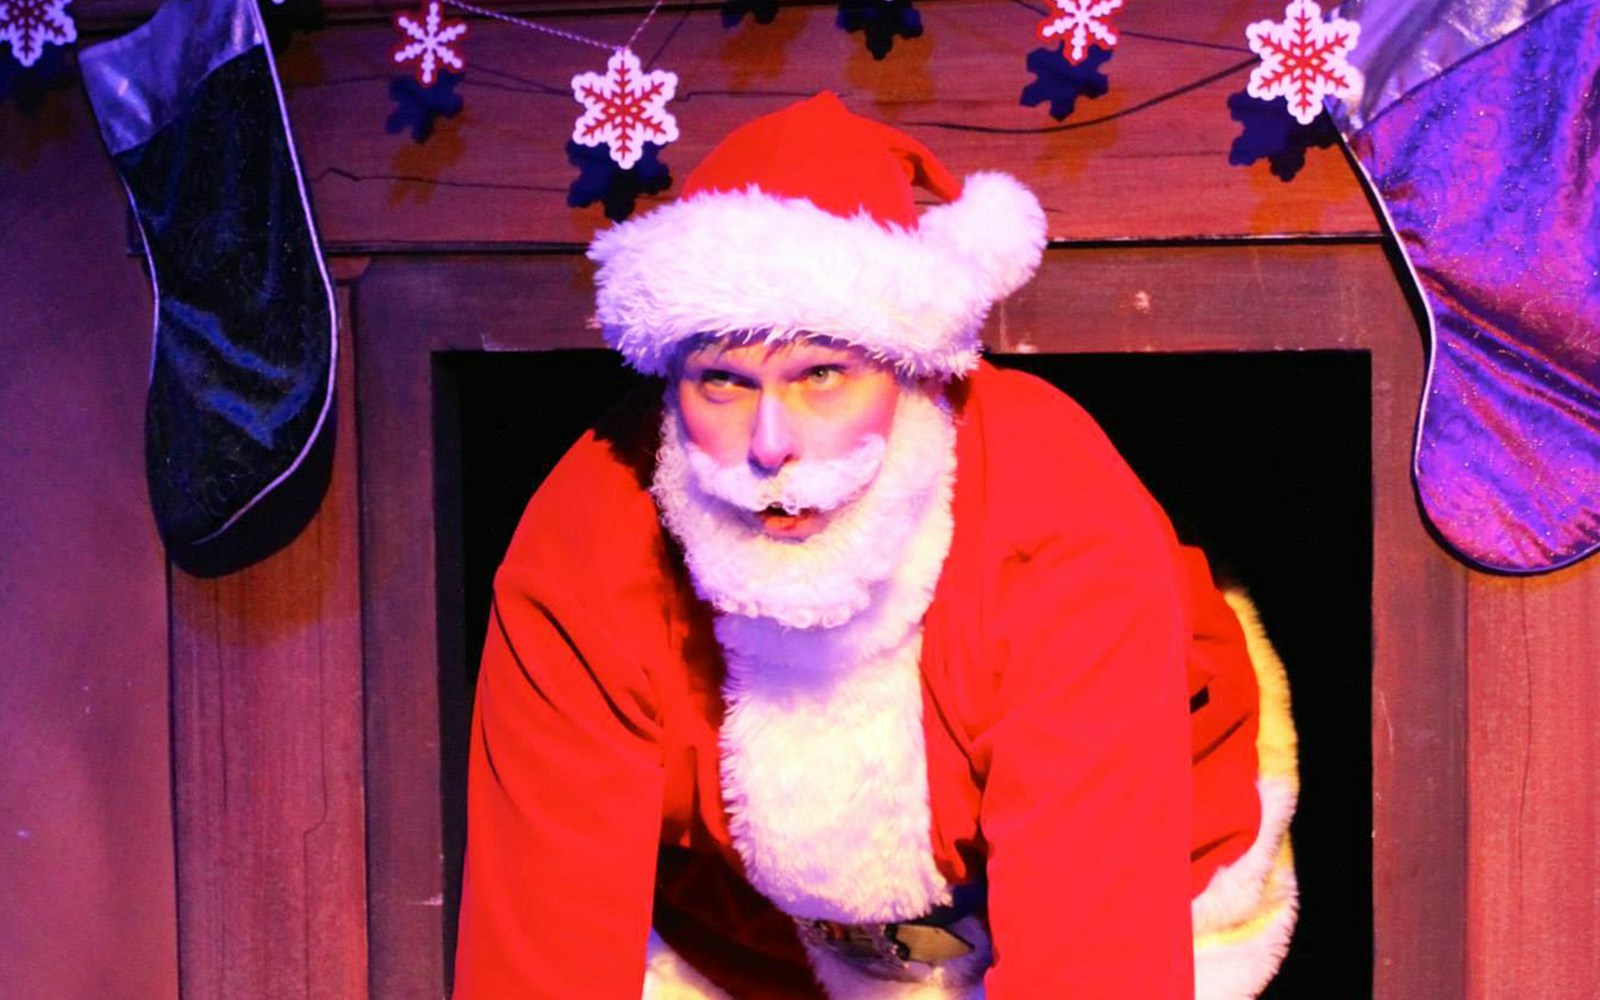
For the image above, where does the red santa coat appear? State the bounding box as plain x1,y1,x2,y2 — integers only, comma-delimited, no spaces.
453,364,1264,999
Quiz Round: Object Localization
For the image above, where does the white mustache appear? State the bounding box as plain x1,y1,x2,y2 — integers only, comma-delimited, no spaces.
684,435,888,516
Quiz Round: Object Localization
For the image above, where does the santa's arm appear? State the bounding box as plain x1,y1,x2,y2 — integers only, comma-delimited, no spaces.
976,526,1194,999
452,566,666,1000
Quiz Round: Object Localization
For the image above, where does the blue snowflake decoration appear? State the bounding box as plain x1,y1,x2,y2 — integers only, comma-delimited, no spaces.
1019,44,1112,121
722,0,780,27
261,0,326,54
836,0,922,60
567,140,673,222
0,41,72,115
1226,89,1338,181
386,71,464,144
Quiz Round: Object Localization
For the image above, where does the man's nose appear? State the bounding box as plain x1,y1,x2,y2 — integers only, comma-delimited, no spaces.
748,392,799,473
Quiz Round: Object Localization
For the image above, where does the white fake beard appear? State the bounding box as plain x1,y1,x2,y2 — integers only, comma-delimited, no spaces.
652,388,956,630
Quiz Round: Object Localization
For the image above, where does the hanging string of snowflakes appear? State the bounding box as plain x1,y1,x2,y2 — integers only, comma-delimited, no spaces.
1,1,1359,138
383,0,1358,165
390,0,678,170
1028,1,1357,119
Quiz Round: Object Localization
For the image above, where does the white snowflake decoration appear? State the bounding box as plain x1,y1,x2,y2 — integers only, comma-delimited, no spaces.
571,48,679,170
392,0,467,87
1037,0,1123,66
1246,0,1361,125
0,0,76,68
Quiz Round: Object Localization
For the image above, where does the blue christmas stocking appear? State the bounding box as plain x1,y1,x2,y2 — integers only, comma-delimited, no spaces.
81,0,336,576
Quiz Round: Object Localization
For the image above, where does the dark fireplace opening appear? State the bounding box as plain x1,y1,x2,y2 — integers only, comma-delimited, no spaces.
436,348,1374,998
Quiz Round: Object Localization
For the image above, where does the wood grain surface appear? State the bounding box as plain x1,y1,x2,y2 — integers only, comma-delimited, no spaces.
1467,559,1600,1000
355,253,616,996
167,291,368,1000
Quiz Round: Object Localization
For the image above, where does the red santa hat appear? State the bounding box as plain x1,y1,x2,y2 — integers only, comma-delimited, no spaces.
589,92,1047,379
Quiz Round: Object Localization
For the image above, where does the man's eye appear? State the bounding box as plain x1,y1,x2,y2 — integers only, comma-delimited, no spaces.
804,366,843,387
695,370,748,398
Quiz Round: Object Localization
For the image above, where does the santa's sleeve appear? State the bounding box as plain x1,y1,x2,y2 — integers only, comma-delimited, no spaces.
974,519,1194,999
452,433,668,1000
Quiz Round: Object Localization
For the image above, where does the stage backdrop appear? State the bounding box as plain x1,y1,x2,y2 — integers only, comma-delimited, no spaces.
3,2,1595,999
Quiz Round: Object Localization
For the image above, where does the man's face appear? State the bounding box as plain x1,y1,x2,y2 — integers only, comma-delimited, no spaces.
674,338,901,541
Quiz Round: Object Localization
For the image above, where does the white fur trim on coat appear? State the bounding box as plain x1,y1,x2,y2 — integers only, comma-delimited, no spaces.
1191,587,1301,1000
1194,847,1298,1000
643,930,735,1000
721,629,950,922
1192,774,1297,937
589,173,1046,379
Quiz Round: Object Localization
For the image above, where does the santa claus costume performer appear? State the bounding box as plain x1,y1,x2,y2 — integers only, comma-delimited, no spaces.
453,93,1299,1000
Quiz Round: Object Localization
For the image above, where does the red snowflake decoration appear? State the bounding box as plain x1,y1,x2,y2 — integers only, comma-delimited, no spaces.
572,48,679,171
392,0,467,87
1246,0,1361,125
1036,0,1123,66
1,0,77,68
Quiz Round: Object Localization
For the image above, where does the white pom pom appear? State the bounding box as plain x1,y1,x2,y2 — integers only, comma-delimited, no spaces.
918,171,1047,301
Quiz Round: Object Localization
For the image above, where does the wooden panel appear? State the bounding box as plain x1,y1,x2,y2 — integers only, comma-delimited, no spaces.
1468,559,1600,1000
356,242,1464,999
270,0,1375,248
168,290,368,1000
40,5,1600,995
1002,241,1400,353
1363,292,1470,1000
356,254,611,996
354,305,445,997
0,81,178,1000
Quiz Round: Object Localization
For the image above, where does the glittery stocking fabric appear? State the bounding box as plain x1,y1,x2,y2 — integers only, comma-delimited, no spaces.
1334,0,1600,572
81,0,337,575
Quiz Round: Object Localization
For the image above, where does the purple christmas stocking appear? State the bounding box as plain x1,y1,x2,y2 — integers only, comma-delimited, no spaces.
1332,0,1599,572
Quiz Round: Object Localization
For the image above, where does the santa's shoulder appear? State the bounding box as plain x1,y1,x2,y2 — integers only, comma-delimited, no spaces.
497,382,673,598
951,361,1172,549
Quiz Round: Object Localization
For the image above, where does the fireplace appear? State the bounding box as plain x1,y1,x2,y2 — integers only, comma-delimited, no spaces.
435,347,1374,998
347,247,1451,999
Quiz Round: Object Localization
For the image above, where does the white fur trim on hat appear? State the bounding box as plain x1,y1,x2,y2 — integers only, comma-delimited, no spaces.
589,173,1046,379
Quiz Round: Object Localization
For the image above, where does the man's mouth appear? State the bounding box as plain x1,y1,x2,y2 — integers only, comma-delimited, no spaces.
754,504,826,540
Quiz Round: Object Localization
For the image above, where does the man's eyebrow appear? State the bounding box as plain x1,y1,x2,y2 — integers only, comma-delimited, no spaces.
682,349,735,368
